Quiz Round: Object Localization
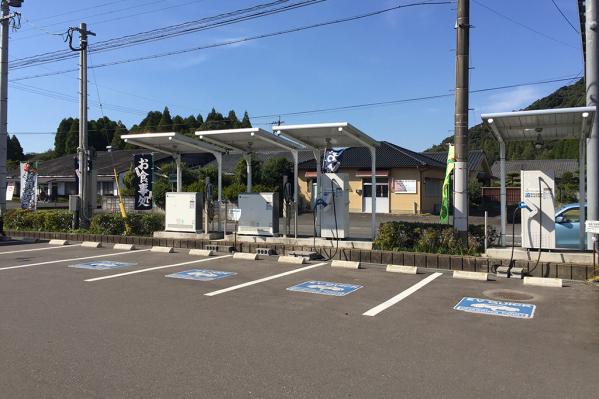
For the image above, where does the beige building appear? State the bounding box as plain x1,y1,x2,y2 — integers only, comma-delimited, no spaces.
298,141,446,214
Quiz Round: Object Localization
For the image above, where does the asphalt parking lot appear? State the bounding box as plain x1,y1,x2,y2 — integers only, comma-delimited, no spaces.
0,240,598,398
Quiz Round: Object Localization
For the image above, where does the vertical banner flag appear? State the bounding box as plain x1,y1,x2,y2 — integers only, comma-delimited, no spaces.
20,162,38,210
323,149,344,173
440,144,455,224
134,154,153,210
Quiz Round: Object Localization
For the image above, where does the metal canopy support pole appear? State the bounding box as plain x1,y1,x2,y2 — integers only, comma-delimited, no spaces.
586,0,599,249
499,141,507,247
216,152,222,233
245,152,252,192
370,146,377,240
292,150,299,239
579,137,587,250
313,148,322,237
175,154,182,192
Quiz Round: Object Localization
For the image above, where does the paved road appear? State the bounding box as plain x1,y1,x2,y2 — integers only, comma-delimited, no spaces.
0,241,597,398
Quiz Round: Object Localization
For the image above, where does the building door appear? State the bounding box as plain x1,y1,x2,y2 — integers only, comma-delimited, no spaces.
362,178,389,213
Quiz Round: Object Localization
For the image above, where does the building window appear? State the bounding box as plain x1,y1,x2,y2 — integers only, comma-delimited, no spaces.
424,178,442,198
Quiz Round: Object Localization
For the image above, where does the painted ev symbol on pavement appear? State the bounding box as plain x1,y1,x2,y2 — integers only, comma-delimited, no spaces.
165,269,237,281
69,261,137,270
287,280,363,297
454,297,536,319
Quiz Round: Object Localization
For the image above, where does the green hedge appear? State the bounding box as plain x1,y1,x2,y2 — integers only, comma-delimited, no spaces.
89,213,163,236
4,209,72,232
4,209,164,237
373,221,498,256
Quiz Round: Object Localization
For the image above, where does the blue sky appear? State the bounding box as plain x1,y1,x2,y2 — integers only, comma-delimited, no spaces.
8,0,583,153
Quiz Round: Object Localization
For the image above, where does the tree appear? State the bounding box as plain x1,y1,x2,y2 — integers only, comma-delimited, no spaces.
261,157,292,188
227,110,241,128
7,135,24,161
54,117,75,156
157,106,173,132
64,119,80,154
241,111,252,128
233,156,262,186
202,108,227,130
110,121,130,150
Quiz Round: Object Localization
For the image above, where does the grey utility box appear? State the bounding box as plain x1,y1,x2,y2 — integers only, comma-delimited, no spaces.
165,192,203,232
237,192,279,236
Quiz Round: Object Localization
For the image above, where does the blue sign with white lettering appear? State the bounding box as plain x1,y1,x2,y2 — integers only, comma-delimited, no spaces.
454,297,536,319
69,261,137,270
165,269,237,281
287,280,362,297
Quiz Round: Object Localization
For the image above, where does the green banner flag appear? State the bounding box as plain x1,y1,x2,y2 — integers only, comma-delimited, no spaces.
440,144,455,224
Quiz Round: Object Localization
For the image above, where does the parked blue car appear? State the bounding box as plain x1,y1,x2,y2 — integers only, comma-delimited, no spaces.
555,203,586,249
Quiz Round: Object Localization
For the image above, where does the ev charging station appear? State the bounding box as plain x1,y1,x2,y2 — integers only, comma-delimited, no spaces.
121,123,379,245
483,106,596,252
520,170,556,250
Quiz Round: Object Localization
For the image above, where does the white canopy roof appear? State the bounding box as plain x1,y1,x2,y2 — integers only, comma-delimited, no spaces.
196,128,304,153
482,106,596,142
272,122,379,149
121,132,225,156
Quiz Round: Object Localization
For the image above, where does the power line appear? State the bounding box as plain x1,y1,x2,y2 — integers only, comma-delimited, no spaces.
251,76,581,119
10,0,325,69
13,0,211,42
24,0,133,24
10,1,451,77
550,0,579,34
9,75,581,135
472,0,578,49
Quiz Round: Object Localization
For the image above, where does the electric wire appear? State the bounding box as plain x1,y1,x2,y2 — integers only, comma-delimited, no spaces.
9,74,582,135
472,0,578,49
550,0,579,34
10,1,447,72
10,0,322,68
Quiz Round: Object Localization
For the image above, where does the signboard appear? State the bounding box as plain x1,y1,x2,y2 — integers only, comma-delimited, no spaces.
5,182,14,201
585,220,599,234
69,261,137,270
393,179,416,194
165,269,237,281
227,208,241,222
133,153,153,211
20,162,38,210
454,297,536,319
287,280,363,297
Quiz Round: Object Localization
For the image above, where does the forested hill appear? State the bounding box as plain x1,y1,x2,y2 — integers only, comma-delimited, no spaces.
425,79,586,162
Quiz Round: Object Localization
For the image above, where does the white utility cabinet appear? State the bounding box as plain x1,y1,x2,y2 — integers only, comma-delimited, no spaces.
165,192,203,232
237,192,279,236
320,173,350,239
521,170,556,249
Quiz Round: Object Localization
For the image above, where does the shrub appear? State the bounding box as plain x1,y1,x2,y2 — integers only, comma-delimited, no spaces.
89,213,164,236
4,209,72,232
373,221,498,256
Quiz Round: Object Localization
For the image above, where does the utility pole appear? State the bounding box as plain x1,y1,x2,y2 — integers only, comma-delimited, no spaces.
0,0,23,234
68,23,95,228
453,0,469,238
586,0,599,249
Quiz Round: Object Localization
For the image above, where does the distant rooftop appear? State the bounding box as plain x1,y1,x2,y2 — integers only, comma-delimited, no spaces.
490,159,578,179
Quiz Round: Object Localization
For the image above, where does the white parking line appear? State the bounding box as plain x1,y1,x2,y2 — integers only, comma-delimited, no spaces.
0,249,151,271
0,244,82,255
84,254,232,282
362,272,443,317
205,262,328,297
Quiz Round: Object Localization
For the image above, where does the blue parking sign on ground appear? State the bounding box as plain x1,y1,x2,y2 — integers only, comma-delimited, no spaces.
454,297,536,319
69,261,137,270
165,269,237,281
287,281,362,297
